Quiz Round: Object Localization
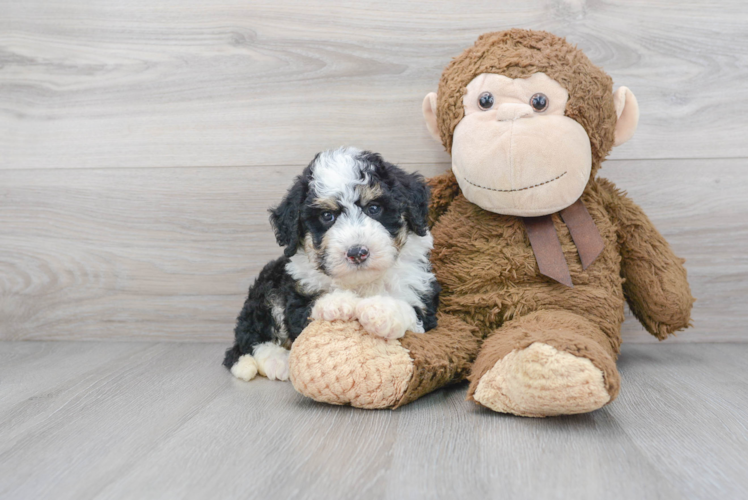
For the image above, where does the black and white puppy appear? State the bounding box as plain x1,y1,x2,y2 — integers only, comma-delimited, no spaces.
223,147,440,382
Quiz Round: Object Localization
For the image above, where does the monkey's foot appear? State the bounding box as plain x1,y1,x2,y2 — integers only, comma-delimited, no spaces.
289,320,414,409
289,314,479,409
473,342,610,417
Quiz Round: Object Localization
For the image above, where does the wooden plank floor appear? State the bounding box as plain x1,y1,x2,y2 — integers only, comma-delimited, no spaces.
0,341,745,500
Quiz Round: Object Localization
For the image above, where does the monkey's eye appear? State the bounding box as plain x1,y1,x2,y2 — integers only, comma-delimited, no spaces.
366,204,382,217
478,92,494,110
319,211,336,224
530,93,548,112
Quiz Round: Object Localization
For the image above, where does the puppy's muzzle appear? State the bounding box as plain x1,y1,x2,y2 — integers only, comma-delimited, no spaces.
346,245,370,265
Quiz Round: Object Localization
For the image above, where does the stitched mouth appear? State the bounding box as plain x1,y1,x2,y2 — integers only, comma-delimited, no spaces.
462,171,567,193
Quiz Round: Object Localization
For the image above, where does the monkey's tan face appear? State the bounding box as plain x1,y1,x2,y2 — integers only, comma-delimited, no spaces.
451,73,592,217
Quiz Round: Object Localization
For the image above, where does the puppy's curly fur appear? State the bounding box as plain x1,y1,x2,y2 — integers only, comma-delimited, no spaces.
223,147,440,381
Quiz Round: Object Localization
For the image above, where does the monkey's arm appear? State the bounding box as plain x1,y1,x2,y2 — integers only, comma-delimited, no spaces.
598,179,694,339
427,170,461,228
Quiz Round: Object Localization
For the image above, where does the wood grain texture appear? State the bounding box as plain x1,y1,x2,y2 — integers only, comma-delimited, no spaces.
0,341,745,500
611,343,748,500
1,158,745,342
1,0,747,170
1,0,745,342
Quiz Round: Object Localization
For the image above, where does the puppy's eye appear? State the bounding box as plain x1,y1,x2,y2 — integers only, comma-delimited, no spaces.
366,204,382,216
530,93,548,112
319,211,336,224
478,92,494,110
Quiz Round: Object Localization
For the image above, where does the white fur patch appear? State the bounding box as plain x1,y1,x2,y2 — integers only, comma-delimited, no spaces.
253,342,291,381
231,355,259,382
287,232,434,312
287,245,333,295
310,146,368,204
356,296,422,339
322,205,397,288
311,289,360,322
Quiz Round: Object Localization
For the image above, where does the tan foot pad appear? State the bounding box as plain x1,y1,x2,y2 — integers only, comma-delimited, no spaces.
288,320,414,409
474,342,610,417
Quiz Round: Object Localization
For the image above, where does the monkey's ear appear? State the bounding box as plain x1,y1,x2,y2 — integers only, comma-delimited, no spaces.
422,92,441,143
613,86,639,147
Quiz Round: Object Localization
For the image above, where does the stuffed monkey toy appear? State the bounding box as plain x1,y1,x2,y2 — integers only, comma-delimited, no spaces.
289,29,694,416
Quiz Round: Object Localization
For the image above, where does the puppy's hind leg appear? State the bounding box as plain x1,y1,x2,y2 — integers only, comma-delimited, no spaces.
227,257,290,381
224,344,258,381
231,355,260,382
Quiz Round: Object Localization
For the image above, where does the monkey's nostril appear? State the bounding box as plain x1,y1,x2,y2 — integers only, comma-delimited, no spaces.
346,245,370,264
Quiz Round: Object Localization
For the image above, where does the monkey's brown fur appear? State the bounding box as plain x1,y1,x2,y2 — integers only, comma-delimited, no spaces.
436,30,616,173
426,30,693,409
290,30,693,413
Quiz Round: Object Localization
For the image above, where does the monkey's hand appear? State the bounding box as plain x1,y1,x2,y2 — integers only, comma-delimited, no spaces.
601,179,694,339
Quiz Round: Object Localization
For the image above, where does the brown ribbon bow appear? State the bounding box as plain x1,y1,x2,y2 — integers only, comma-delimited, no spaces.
521,199,604,288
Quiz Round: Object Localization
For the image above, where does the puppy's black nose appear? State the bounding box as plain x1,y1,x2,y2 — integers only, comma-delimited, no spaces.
346,245,369,264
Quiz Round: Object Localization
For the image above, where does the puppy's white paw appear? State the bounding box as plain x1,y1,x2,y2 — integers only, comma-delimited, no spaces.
230,355,259,382
262,355,290,381
253,342,290,381
356,297,408,340
311,290,359,322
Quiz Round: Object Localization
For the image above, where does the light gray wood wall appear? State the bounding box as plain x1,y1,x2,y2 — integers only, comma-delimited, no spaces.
1,0,746,342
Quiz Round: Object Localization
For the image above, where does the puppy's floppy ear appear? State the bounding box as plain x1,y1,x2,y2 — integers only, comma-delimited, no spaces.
398,171,431,237
361,152,431,237
269,171,309,257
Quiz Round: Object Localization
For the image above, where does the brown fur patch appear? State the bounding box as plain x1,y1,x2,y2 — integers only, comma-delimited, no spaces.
303,233,316,254
427,170,462,228
311,197,340,211
597,177,695,338
357,184,383,206
395,313,480,408
429,176,627,347
304,232,327,271
422,168,692,413
394,225,408,251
